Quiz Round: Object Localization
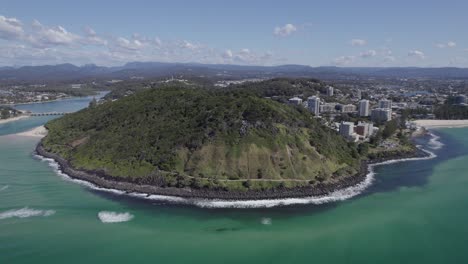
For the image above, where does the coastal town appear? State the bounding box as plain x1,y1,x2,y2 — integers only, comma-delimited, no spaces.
286,83,467,142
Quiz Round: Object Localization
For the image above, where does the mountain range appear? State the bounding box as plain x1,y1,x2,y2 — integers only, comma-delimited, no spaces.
2,62,468,83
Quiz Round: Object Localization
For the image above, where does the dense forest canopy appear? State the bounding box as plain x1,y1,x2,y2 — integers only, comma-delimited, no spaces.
42,80,361,190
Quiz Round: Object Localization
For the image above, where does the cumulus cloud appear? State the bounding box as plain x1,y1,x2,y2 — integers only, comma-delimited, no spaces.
114,37,144,51
82,27,107,46
408,50,425,59
359,49,377,58
0,14,279,66
273,23,297,37
30,20,80,46
222,49,233,59
333,55,356,65
0,15,24,40
436,41,457,48
350,39,367,46
179,40,198,50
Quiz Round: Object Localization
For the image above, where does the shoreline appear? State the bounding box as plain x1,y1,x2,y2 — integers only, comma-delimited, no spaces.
16,126,48,138
0,115,30,125
35,142,431,202
2,97,73,106
413,119,468,129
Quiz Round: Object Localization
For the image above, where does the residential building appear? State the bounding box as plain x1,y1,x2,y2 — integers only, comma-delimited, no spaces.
339,122,354,137
356,90,362,100
355,122,374,138
371,108,392,123
326,86,334,97
358,100,370,117
379,99,392,109
320,103,336,113
288,97,303,105
307,96,320,116
336,104,357,113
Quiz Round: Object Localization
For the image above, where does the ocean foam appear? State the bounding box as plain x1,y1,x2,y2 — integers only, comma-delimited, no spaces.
35,143,438,209
0,207,55,220
98,211,134,223
428,132,444,150
0,185,8,192
261,218,272,225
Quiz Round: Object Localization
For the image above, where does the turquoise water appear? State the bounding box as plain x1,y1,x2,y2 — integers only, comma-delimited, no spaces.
1,97,468,263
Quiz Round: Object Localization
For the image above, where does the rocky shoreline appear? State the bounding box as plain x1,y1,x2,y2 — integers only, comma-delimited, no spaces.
35,143,429,201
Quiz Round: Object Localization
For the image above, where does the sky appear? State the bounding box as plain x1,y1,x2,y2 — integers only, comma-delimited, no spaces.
1,0,468,67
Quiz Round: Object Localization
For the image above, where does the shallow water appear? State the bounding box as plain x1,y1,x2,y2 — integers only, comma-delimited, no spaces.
1,97,468,263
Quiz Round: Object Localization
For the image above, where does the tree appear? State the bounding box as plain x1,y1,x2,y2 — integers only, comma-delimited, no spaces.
89,97,97,108
382,120,398,139
1,108,10,120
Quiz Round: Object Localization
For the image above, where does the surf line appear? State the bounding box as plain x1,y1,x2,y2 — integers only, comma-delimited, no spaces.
34,134,439,209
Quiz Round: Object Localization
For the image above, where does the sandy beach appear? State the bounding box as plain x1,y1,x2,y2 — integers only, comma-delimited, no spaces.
0,115,29,125
16,126,48,138
413,119,468,129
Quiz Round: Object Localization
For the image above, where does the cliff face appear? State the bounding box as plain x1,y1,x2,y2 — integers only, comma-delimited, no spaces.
41,83,361,191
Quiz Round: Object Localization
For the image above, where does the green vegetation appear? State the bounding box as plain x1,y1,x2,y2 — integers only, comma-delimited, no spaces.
0,106,19,119
42,81,362,191
435,105,468,119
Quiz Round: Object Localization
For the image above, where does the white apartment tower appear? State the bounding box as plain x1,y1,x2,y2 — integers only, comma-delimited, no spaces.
326,86,334,97
307,96,320,116
358,100,370,117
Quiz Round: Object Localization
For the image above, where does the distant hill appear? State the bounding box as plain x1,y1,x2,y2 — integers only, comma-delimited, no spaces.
2,62,468,83
41,80,361,193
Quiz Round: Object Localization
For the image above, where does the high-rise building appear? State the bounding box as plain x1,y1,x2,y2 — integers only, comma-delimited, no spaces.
339,122,355,137
307,96,320,116
356,90,362,100
371,108,392,123
358,100,370,117
379,99,392,109
326,86,334,97
355,122,374,138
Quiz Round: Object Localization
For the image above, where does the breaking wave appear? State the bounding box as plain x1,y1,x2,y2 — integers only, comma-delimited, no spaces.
0,207,55,220
261,218,272,225
35,145,437,209
98,211,134,223
0,185,8,192
428,132,444,150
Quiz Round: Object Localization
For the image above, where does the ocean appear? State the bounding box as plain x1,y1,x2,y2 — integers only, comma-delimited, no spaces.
1,96,468,263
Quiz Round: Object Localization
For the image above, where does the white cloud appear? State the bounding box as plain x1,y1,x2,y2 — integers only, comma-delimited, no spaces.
447,41,456,48
114,37,144,51
333,55,356,65
30,20,80,46
82,27,107,46
0,14,279,66
222,49,233,59
0,15,24,39
273,24,297,37
359,49,377,58
408,50,425,59
350,39,367,46
436,41,457,48
179,40,198,50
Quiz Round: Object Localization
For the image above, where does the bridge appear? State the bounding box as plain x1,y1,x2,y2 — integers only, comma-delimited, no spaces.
28,112,70,116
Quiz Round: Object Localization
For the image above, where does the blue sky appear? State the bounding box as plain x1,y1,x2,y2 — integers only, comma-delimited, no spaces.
1,0,468,67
